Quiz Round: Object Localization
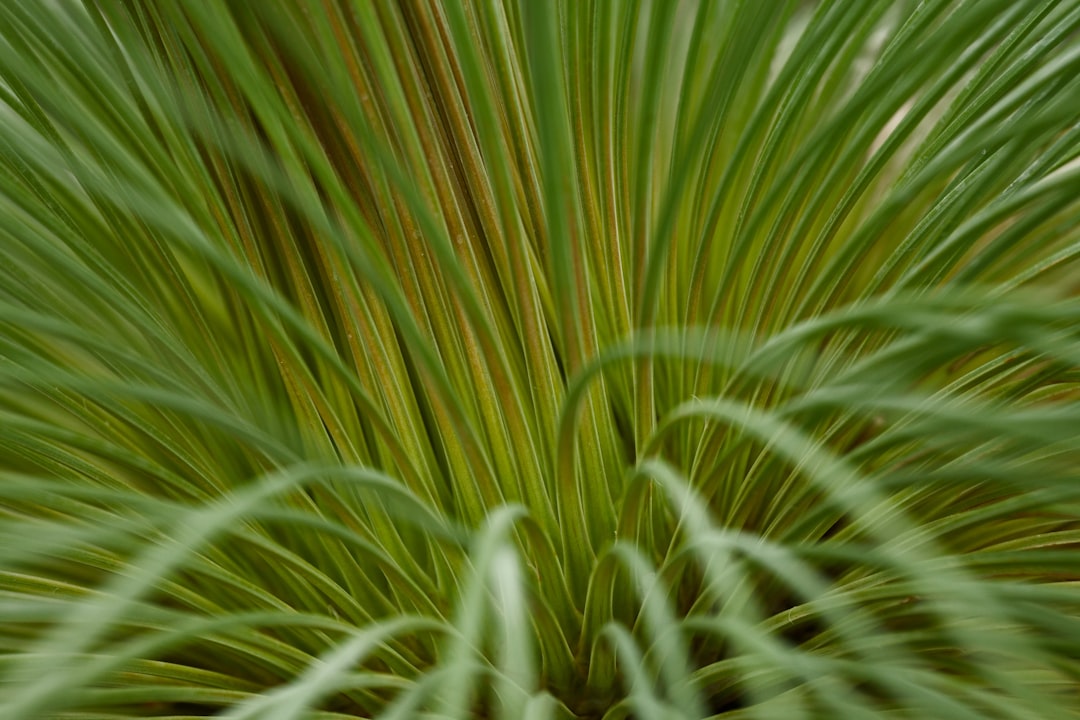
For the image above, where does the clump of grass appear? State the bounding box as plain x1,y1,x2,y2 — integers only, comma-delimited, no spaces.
1,1,1079,718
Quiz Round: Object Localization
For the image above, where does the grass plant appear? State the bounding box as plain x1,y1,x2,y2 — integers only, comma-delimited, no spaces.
1,1,1080,718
